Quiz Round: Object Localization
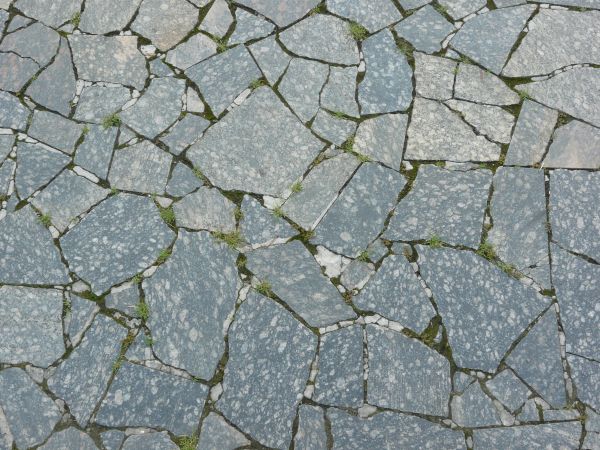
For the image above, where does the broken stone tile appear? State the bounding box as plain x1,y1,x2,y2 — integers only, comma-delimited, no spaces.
39,428,98,450
187,88,323,195
0,91,30,130
404,98,501,161
505,100,558,166
145,230,239,379
48,315,127,426
568,354,600,411
399,0,430,8
173,187,236,232
550,169,600,262
15,142,70,199
69,35,148,90
311,110,357,146
414,52,456,101
0,159,14,198
121,432,177,450
0,134,13,161
197,413,250,450
66,295,98,345
79,0,141,34
239,195,296,246
248,35,291,84
109,141,172,194
486,369,530,412
218,291,316,448
187,45,260,116
314,163,405,257
74,125,117,180
385,165,491,248
359,29,413,114
166,163,201,197
439,0,486,19
0,286,64,366
367,324,451,415
28,110,83,155
0,368,61,449
395,5,455,53
131,0,198,51
354,253,434,332
74,85,131,124
445,99,515,144
0,53,38,92
452,381,502,427
229,9,274,45
186,87,204,113
543,121,600,169
488,167,550,288
473,423,582,449
517,68,600,127
60,194,175,294
150,57,174,77
235,0,319,26
354,114,407,169
121,77,185,138
105,283,139,314
161,115,210,155
320,66,359,118
417,246,548,372
328,409,465,449
504,10,600,77
279,58,329,123
200,0,233,37
518,398,541,422
551,245,600,361
280,14,359,65
454,63,520,105
314,325,364,407
246,241,356,326
165,33,217,70
13,0,80,28
294,405,327,450
0,22,59,66
450,6,535,74
327,0,402,32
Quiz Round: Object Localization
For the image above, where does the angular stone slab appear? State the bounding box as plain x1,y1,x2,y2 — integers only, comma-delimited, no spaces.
67,295,99,346
0,91,30,130
359,30,413,114
327,0,402,32
229,9,274,45
218,291,316,448
311,110,357,146
16,142,70,199
395,5,455,53
455,63,520,105
314,163,405,257
165,33,217,70
48,315,127,426
69,35,147,90
414,52,456,101
314,325,364,407
236,0,319,26
13,0,81,28
187,88,323,195
39,428,98,450
473,423,582,449
28,110,83,155
60,194,175,294
173,187,236,232
239,195,296,247
295,405,327,450
0,207,69,285
452,381,502,427
246,241,355,326
278,58,329,123
161,114,210,156
544,121,600,169
166,163,201,197
355,114,407,169
439,0,486,19
0,368,61,449
568,354,600,411
417,246,548,372
74,85,131,124
197,413,249,450
320,66,359,118
200,0,233,37
145,230,239,379
488,167,550,288
367,324,451,415
74,125,117,180
79,0,141,34
121,432,177,450
386,165,491,248
248,35,291,85
445,99,515,144
486,369,531,413
0,53,38,92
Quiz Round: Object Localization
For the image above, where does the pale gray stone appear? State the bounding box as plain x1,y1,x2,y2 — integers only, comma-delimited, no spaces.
0,135,13,163
122,432,178,450
311,110,357,145
28,110,83,155
414,52,457,101
197,413,249,450
39,428,98,450
0,21,59,67
0,53,38,92
399,0,429,8
174,187,236,232
218,292,316,448
341,261,374,291
473,423,582,449
105,283,139,314
455,63,520,105
248,35,291,84
544,121,600,169
568,354,600,411
74,125,117,180
165,33,217,70
279,58,329,122
439,0,486,19
320,66,359,118
294,405,327,450
150,58,174,77
452,381,502,427
445,99,515,144
161,114,210,155
60,194,175,294
518,399,541,422
327,0,402,32
229,9,274,45
200,0,233,37
13,0,80,27
239,195,296,246
66,295,98,345
79,0,141,33
235,0,319,26
486,369,530,412
166,163,202,197
395,5,455,53
0,91,30,130
16,142,70,199
354,114,406,169
74,85,131,124
417,246,548,372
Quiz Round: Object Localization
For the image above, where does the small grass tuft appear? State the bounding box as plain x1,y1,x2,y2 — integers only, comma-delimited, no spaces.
192,167,208,183
433,161,445,167
110,187,119,195
310,3,326,15
249,78,267,90
357,250,370,262
144,336,154,347
341,136,355,153
176,435,198,450
477,241,496,260
426,234,443,248
214,230,244,248
157,248,172,264
135,302,150,321
299,229,315,241
517,89,531,101
102,113,121,129
159,206,176,226
397,40,412,55
272,206,284,218
234,206,244,221
82,125,90,135
38,213,52,227
70,11,81,28
213,37,228,53
132,273,143,284
348,21,369,41
498,261,522,279
291,181,303,193
355,153,371,163
255,279,272,296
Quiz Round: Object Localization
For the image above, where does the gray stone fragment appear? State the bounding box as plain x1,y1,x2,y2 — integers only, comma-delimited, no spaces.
0,91,30,130
0,207,69,284
359,29,413,114
314,163,405,257
239,195,296,246
311,110,357,146
417,246,548,372
0,135,13,163
488,167,550,288
200,0,233,37
320,66,359,118
450,6,535,74
39,428,98,450
395,5,455,53
472,423,582,449
13,0,80,28
404,98,501,161
187,88,323,195
294,405,327,450
121,77,185,138
235,0,319,26
166,163,201,197
121,432,178,450
131,0,198,51
186,45,260,116
79,0,141,34
0,286,64,366
354,114,406,169
246,241,355,326
568,355,600,411
518,399,541,422
314,325,364,407
327,0,402,32
161,115,210,155
505,100,558,166
414,52,456,101
279,58,329,122
341,260,374,291
445,99,515,144
486,369,530,412
439,0,486,19
60,194,175,294
248,36,291,84
0,22,58,67
0,53,38,92
165,33,216,70
455,63,520,105
66,295,98,346
150,58,174,77
453,372,476,393
48,315,127,426
197,413,249,450
229,9,274,45
218,292,316,448
74,86,131,124
550,170,600,261
174,187,236,232
16,142,69,199
74,125,117,180
145,231,239,379
544,121,600,169
69,35,147,90
109,141,172,194
452,381,502,427
28,110,83,155
386,165,491,248
105,283,139,314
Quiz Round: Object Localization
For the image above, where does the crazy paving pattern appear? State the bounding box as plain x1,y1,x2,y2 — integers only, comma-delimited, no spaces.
0,0,599,449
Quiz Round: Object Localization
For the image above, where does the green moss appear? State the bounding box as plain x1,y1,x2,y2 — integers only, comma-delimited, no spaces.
249,78,267,89
131,273,143,284
272,206,284,218
255,279,272,296
234,206,244,221
175,435,198,450
477,241,496,260
426,234,443,248
291,181,303,193
70,11,81,28
38,213,52,227
101,113,121,129
135,302,150,321
159,206,176,226
214,230,244,248
156,248,172,264
357,250,370,262
192,167,208,183
341,135,355,153
348,21,369,41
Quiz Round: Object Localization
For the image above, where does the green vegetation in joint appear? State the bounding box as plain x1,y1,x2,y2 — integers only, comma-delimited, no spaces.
255,279,272,296
213,37,228,53
433,161,445,167
159,206,176,226
433,3,448,15
38,213,52,227
70,11,81,28
175,435,198,450
102,113,121,129
131,273,143,284
156,248,172,264
291,181,303,193
516,89,531,101
355,153,371,163
348,21,369,41
299,229,315,241
109,187,119,195
477,241,496,260
396,41,412,56
357,250,370,262
426,234,443,248
144,335,154,347
341,136,355,153
135,302,150,321
234,206,244,221
310,3,326,15
249,78,267,90
82,125,90,135
63,299,72,313
112,357,123,374
192,167,208,183
0,194,8,202
214,230,244,248
498,261,522,279
272,206,284,218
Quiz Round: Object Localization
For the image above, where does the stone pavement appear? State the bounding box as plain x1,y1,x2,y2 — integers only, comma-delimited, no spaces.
0,0,599,448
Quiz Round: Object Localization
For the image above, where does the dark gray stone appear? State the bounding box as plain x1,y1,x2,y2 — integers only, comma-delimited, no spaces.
79,0,141,34
197,413,249,450
0,22,58,65
165,33,217,70
16,141,70,199
568,354,600,411
320,66,359,118
485,369,530,412
229,8,273,44
0,91,30,130
0,53,38,92
279,58,329,123
74,125,117,180
327,0,402,32
13,0,81,28
39,428,98,450
239,195,296,247
294,405,327,450
74,86,131,124
166,163,202,197
28,110,83,155
354,114,406,169
235,0,319,26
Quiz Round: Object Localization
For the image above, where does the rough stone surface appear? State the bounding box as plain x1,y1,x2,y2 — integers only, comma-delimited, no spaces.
121,432,177,450
0,91,30,130
544,120,600,169
236,0,319,26
239,195,296,246
455,63,520,105
395,5,455,54
28,110,83,155
294,405,328,450
473,423,582,449
79,0,141,34
197,413,249,450
327,0,402,32
354,114,407,169
74,125,117,180
173,187,236,232
279,58,329,123
16,141,70,199
248,35,291,84
39,428,98,450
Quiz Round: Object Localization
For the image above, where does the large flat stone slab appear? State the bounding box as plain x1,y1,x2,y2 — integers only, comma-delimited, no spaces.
473,423,582,449
543,120,600,169
235,0,319,26
15,141,70,199
327,0,402,32
79,0,141,34
39,428,98,450
197,413,249,450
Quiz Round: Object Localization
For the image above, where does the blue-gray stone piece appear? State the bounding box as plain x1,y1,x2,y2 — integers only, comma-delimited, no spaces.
28,110,83,155
79,0,141,34
568,354,600,411
543,120,600,170
0,21,59,66
359,30,413,114
218,292,316,448
74,86,131,124
472,423,582,449
166,163,202,197
0,91,30,130
165,33,217,70
121,432,178,450
74,125,117,180
161,114,210,155
353,113,407,169
294,405,327,450
451,381,502,427
395,5,455,53
239,195,296,247
15,142,70,199
314,325,364,407
60,194,175,294
0,134,13,163
485,369,530,412
229,9,274,44
173,187,236,232
235,0,319,26
66,295,98,345
327,0,402,32
39,428,98,450
311,110,357,146
320,66,359,118
100,431,126,450
197,413,249,450
105,283,139,314
278,58,329,123
13,0,81,28
248,35,291,84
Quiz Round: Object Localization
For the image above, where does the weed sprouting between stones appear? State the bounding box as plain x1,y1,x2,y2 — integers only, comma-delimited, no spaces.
477,241,496,260
357,250,370,262
38,213,52,227
156,248,171,264
102,113,121,129
291,181,303,193
214,230,244,248
175,435,198,450
159,206,176,226
426,234,443,248
348,21,369,41
135,302,150,321
255,279,272,296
